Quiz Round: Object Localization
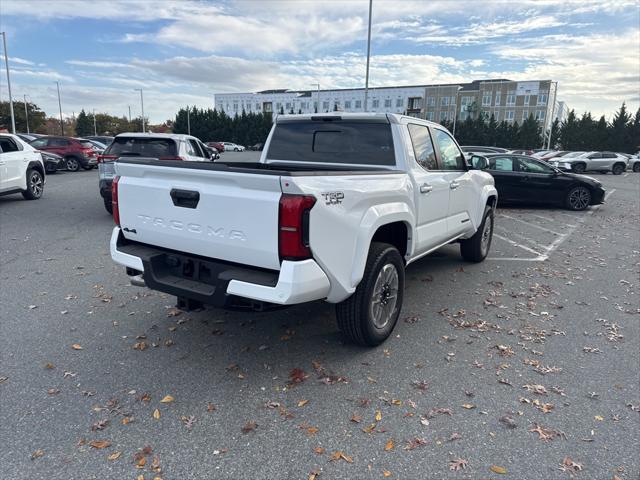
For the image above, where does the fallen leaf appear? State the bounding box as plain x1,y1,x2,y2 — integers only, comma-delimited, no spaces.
594,415,604,421
160,395,174,403
404,437,428,450
91,419,109,431
462,403,476,410
241,421,258,433
289,368,307,384
309,469,321,480
107,451,122,461
375,410,382,421
351,414,362,423
384,439,394,451
153,409,160,419
44,363,55,370
121,417,132,425
490,465,507,474
449,458,468,471
30,449,45,460
383,470,392,477
136,456,146,468
89,440,111,449
298,399,309,407
330,451,353,463
207,403,216,412
559,456,583,474
71,344,83,350
133,341,148,351
314,446,325,454
362,423,377,434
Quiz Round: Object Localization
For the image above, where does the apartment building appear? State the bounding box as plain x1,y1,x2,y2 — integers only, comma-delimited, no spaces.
214,78,557,130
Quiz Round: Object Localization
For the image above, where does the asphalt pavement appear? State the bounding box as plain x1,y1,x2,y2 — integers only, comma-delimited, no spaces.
1,161,638,480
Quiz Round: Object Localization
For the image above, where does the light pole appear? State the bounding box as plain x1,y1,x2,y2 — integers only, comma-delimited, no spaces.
546,82,558,149
452,86,463,137
134,88,145,133
128,105,131,123
23,94,29,134
1,32,16,134
187,106,191,135
363,0,373,112
55,81,64,135
93,109,97,135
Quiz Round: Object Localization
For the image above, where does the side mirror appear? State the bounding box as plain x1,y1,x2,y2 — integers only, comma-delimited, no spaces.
470,155,488,170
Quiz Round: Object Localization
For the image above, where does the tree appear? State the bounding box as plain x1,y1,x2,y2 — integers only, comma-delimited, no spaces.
518,114,542,149
75,109,93,136
608,102,631,152
558,110,579,150
0,100,47,133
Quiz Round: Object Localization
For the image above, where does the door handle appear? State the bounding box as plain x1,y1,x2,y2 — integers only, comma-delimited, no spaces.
449,181,460,190
170,188,200,208
420,183,433,194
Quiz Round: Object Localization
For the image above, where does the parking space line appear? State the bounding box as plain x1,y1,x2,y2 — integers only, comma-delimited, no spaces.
528,213,577,227
495,226,554,253
492,232,544,257
498,213,564,236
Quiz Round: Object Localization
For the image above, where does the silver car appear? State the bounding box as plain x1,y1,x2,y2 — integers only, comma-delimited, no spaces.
552,151,628,175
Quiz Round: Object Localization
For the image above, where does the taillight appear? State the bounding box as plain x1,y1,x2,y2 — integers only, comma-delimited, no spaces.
278,194,316,261
111,176,120,225
98,154,117,164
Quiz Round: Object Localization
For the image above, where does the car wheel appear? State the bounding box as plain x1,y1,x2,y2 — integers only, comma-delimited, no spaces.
572,162,586,174
633,163,640,173
234,147,240,152
612,163,625,175
566,185,591,211
336,242,404,347
104,198,113,215
21,168,44,200
65,156,80,172
460,206,494,262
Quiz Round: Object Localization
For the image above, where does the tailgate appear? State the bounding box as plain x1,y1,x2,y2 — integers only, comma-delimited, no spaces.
115,160,282,270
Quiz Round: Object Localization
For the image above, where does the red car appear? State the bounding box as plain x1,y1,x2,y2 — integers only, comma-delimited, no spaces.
29,136,98,172
206,141,225,154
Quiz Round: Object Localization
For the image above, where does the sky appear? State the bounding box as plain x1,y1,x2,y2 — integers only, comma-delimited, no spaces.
0,0,638,123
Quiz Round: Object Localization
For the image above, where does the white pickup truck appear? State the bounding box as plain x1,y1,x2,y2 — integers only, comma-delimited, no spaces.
110,113,497,346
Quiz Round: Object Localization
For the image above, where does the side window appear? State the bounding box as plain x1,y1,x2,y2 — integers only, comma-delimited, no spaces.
517,158,554,174
433,129,465,170
488,156,514,171
407,124,437,170
30,138,47,148
188,139,204,157
184,140,196,156
588,153,600,159
0,137,20,153
49,138,69,147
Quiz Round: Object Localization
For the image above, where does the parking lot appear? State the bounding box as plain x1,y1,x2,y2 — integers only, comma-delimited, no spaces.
1,164,638,479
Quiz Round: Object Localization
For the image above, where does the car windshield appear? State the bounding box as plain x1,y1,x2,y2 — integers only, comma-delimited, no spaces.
267,120,395,166
104,137,177,157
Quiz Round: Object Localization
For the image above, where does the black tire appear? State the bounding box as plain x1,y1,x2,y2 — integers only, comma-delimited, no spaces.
612,163,625,175
460,206,493,262
103,198,113,215
65,156,80,172
572,162,586,174
565,185,591,211
336,242,404,347
21,168,44,200
633,162,640,173
234,148,240,152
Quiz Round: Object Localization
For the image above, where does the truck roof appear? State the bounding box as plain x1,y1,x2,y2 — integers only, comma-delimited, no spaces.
274,112,444,129
114,132,198,140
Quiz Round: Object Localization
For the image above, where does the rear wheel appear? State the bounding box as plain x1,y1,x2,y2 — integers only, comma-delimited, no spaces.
572,162,586,174
103,198,113,214
566,185,591,211
82,164,94,170
612,163,625,175
336,242,404,347
22,168,44,200
65,156,80,172
633,162,640,173
460,206,494,262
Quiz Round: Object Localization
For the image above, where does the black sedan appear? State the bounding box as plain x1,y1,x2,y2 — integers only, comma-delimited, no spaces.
40,151,65,174
470,154,605,211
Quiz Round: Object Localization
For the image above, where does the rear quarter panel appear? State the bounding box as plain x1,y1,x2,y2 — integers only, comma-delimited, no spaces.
284,173,414,303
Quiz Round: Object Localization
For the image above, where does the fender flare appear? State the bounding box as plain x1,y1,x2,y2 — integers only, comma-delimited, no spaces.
25,160,46,189
349,202,415,289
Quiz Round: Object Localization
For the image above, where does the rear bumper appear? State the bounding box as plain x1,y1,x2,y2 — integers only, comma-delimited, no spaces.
110,227,330,306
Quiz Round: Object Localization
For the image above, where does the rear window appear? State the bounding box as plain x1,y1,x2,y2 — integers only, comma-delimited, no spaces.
104,137,177,158
267,121,395,166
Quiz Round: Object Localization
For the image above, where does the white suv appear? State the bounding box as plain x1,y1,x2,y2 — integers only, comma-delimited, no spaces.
223,142,245,152
0,134,45,200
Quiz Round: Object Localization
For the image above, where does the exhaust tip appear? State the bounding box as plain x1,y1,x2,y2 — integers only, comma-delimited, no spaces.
130,274,145,288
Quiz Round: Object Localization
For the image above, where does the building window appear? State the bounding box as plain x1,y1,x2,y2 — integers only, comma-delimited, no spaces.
334,101,340,110
493,111,499,121
495,92,501,106
428,96,435,106
439,111,448,121
538,94,547,105
461,96,470,106
217,103,223,111
355,100,362,109
233,103,238,112
344,100,351,109
440,97,449,107
506,94,516,106
322,101,329,111
505,111,514,121
285,103,291,111
535,110,546,121
372,99,379,108
482,94,492,106
276,102,282,111
384,99,392,108
524,95,530,106
408,97,422,109
522,110,529,121
313,102,318,111
255,103,261,110
426,111,434,121
396,98,403,107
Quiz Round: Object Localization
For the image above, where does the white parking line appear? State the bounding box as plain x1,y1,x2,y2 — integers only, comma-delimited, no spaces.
495,226,554,253
489,190,616,262
498,213,564,236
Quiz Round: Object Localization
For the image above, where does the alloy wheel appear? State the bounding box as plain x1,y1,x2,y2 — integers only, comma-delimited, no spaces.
568,187,590,210
369,263,399,329
30,171,43,197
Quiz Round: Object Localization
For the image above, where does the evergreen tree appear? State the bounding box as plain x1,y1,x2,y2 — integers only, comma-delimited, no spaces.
518,114,542,149
608,102,631,152
75,109,93,136
558,110,579,150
